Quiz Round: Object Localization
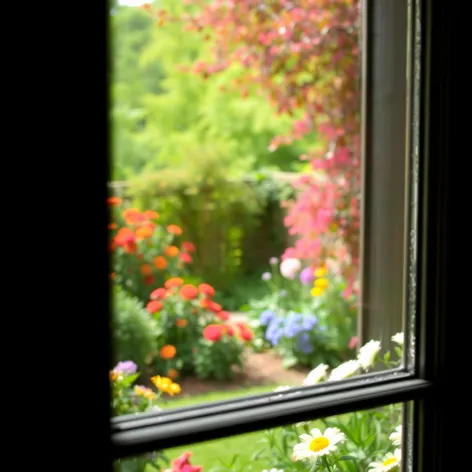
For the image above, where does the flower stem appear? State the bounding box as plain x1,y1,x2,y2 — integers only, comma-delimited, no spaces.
322,456,334,472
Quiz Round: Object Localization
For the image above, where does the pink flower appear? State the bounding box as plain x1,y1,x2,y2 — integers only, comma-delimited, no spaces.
349,336,359,349
170,452,203,472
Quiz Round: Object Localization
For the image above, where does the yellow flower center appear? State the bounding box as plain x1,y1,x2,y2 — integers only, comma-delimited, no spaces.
309,436,330,452
383,457,398,467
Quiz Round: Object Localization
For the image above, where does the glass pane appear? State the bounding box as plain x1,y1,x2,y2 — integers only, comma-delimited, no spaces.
114,402,407,471
109,0,412,414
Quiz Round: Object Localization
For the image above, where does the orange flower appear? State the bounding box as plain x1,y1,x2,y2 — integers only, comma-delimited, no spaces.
140,264,153,276
150,287,167,300
179,252,192,264
123,208,146,225
179,284,199,300
182,241,196,252
176,318,188,328
107,196,122,206
160,344,176,360
167,224,183,235
198,283,215,297
167,368,179,379
147,300,163,313
144,210,159,219
165,246,179,257
199,298,212,309
108,223,117,230
109,272,116,279
153,256,168,270
109,371,119,381
165,277,184,288
136,226,153,239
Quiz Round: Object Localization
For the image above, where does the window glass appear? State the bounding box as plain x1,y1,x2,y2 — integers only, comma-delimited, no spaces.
109,0,410,415
114,402,407,472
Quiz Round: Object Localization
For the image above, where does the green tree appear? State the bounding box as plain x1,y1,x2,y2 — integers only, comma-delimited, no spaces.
110,2,310,180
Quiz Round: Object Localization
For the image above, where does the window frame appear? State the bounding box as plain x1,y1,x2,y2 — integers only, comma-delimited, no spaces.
107,0,454,470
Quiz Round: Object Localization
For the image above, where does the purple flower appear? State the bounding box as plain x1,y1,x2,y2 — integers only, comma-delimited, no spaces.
300,267,315,285
113,361,137,374
261,272,272,281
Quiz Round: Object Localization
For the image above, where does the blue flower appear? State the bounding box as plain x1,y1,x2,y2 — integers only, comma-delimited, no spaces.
301,314,318,330
296,332,314,354
259,309,276,326
265,317,284,346
283,312,304,338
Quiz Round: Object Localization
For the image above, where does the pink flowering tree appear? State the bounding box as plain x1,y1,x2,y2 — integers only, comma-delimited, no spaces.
146,0,361,295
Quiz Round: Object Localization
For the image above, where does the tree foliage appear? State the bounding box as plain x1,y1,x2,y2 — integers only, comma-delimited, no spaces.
152,0,361,291
110,2,307,180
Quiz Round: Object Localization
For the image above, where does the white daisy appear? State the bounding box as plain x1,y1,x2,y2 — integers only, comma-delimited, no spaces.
391,332,404,346
369,448,401,471
389,425,402,446
303,364,329,385
293,427,346,461
328,360,361,381
357,340,381,370
274,385,291,392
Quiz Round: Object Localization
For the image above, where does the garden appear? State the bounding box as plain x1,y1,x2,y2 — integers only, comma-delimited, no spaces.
110,1,404,471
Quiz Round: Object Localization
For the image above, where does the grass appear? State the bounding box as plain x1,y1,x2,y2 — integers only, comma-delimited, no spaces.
161,385,278,471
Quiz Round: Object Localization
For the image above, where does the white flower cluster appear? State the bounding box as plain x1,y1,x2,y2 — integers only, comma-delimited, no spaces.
369,425,402,471
284,333,405,469
301,331,404,387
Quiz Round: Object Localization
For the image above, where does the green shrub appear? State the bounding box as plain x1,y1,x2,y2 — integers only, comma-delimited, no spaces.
111,286,159,371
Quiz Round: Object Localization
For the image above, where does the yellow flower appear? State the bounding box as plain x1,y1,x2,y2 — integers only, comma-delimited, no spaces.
168,382,182,396
314,277,329,289
314,267,328,278
311,286,325,297
151,375,182,396
134,385,156,400
151,375,172,391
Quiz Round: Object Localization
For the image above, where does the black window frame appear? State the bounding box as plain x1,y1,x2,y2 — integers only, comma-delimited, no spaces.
106,0,456,471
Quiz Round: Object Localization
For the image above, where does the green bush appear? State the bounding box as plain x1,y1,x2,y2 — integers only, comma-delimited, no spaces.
127,166,295,295
111,286,159,371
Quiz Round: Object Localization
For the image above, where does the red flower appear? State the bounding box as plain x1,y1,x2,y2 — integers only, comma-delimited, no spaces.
143,275,155,286
198,283,215,297
179,252,193,264
182,241,196,252
147,300,163,313
203,324,222,342
216,310,230,321
150,288,167,300
208,301,222,313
